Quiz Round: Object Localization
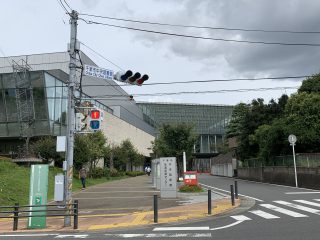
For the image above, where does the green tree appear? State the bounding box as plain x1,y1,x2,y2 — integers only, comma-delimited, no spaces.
284,92,320,152
298,73,320,94
153,123,198,174
74,131,108,171
111,139,145,171
30,136,64,165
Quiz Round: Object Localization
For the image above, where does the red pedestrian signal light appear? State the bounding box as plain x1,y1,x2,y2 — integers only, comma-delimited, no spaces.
90,110,100,119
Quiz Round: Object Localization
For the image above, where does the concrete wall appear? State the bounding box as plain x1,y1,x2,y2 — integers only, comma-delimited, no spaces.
101,110,154,157
238,167,320,189
211,163,234,177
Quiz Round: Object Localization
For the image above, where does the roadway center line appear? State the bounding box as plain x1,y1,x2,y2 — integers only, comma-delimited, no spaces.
199,183,264,202
105,233,212,238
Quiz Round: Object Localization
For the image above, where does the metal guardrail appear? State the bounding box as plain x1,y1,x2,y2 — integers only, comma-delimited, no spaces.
0,200,78,231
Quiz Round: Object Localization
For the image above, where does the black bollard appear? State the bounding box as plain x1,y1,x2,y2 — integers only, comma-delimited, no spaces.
153,195,158,223
234,181,238,199
230,185,235,206
208,189,212,215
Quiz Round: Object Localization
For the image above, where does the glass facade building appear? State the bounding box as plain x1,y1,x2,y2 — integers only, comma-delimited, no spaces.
0,69,113,153
137,102,234,154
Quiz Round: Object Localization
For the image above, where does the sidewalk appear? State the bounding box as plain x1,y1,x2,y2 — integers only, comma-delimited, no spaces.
0,175,240,232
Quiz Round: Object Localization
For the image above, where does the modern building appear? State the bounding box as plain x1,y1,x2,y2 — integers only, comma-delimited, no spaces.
0,51,234,172
137,102,234,171
0,52,155,160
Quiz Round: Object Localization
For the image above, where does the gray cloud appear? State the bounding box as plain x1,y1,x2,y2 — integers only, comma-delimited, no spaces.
128,0,320,77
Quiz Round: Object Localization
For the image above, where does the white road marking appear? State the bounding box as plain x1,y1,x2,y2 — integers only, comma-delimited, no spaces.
153,226,210,231
210,220,245,230
230,215,252,221
260,204,307,217
55,235,88,238
274,200,320,214
285,192,320,194
249,210,280,219
105,233,212,238
294,200,320,208
199,183,264,202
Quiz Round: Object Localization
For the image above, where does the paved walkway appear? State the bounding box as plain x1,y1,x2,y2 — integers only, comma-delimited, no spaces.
0,175,240,232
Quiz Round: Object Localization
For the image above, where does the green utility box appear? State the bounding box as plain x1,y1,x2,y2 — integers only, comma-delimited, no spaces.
27,164,49,229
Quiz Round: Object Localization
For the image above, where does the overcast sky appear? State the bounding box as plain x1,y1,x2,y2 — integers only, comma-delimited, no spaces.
2,0,320,105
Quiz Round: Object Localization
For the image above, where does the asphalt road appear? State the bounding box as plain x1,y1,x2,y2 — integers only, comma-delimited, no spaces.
3,175,320,239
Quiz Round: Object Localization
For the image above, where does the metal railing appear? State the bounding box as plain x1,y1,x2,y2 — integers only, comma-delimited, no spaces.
0,200,78,231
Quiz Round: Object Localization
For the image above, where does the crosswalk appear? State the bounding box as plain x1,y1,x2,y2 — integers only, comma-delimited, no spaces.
231,198,320,221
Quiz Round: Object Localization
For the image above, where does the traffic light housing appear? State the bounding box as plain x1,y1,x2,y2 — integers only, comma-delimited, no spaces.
88,109,103,131
75,113,87,132
114,70,149,86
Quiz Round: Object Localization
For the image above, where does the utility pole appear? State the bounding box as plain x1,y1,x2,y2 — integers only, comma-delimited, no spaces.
64,10,78,227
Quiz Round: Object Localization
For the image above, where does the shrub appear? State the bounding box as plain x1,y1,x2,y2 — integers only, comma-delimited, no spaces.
89,167,104,178
126,171,145,177
179,184,204,192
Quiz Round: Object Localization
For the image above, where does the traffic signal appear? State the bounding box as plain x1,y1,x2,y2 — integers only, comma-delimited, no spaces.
88,109,103,131
75,113,87,132
114,70,149,86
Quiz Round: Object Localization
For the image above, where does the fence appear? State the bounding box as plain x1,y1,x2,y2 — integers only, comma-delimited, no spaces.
0,201,78,231
241,153,320,168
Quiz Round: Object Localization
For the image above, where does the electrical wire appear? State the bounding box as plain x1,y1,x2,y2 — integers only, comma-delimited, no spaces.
79,13,320,35
87,86,299,98
80,75,310,87
63,0,72,11
80,42,124,70
81,20,320,47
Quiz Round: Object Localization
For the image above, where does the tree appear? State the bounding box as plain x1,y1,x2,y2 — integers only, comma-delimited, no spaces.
74,131,108,171
111,139,145,171
284,92,320,152
30,136,64,165
153,123,198,175
298,73,320,94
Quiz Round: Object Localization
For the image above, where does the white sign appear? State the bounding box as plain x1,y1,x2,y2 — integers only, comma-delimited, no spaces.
84,65,114,80
288,134,297,145
56,136,66,152
160,157,177,198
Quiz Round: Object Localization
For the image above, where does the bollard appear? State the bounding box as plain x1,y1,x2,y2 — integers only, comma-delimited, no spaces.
208,189,212,215
73,200,78,229
13,203,19,231
153,195,158,223
230,185,235,206
234,181,238,199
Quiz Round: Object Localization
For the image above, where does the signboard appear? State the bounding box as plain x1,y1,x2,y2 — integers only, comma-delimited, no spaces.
56,136,66,152
160,157,177,198
288,134,297,145
27,165,49,229
84,65,114,80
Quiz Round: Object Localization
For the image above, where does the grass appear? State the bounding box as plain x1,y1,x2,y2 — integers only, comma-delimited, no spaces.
0,157,128,206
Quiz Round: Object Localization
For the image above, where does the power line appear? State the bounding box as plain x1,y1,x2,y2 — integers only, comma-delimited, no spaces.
80,41,124,71
80,75,310,87
79,13,320,35
88,86,299,98
63,0,72,11
81,20,320,47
